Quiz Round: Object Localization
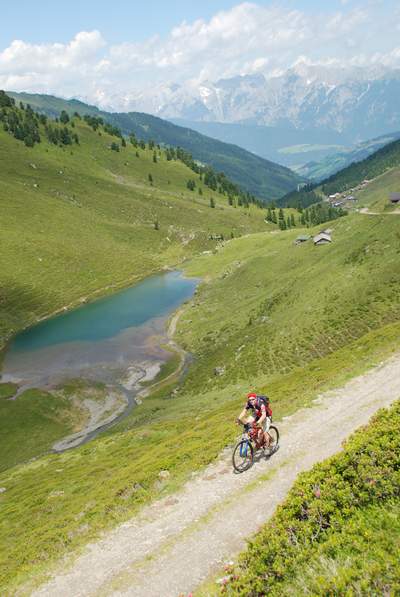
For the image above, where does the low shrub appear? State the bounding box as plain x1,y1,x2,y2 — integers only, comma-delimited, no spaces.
225,400,400,595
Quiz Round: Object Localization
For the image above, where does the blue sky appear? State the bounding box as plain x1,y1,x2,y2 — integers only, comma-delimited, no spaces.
1,1,399,109
1,0,363,45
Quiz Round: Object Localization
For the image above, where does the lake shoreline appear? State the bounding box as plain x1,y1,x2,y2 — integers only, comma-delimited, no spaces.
52,304,196,452
1,269,199,454
0,266,166,367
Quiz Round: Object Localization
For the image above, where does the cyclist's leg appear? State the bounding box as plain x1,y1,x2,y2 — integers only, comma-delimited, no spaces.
262,416,272,446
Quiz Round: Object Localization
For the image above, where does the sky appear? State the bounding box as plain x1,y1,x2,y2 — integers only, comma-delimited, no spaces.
1,1,399,109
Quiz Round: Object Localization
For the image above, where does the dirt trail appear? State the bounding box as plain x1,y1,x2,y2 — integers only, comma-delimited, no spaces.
33,353,400,597
359,207,400,215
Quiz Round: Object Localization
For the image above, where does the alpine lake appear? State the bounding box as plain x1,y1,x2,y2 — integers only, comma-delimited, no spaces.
1,271,198,448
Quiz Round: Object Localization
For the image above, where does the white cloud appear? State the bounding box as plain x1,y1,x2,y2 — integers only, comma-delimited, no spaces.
0,3,399,110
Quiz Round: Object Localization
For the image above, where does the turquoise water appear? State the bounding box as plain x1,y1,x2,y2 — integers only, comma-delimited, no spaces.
10,271,197,352
2,271,197,386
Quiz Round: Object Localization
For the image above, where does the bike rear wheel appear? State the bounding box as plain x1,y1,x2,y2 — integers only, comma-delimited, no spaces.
232,440,254,472
267,425,279,452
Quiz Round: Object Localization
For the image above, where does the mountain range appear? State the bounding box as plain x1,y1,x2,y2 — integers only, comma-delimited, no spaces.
97,64,400,175
124,65,400,141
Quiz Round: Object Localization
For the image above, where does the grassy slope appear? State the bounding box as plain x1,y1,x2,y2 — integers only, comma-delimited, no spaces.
0,114,267,479
1,212,400,592
0,118,266,350
0,388,86,473
355,167,400,212
223,400,400,596
8,92,302,201
176,214,400,391
0,101,400,590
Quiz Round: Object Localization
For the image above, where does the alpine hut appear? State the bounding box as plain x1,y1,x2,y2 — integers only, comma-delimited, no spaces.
313,232,332,246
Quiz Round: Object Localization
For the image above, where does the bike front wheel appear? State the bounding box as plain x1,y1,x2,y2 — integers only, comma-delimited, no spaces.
232,440,254,472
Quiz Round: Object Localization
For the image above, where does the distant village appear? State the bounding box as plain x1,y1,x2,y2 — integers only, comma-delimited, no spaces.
325,179,372,207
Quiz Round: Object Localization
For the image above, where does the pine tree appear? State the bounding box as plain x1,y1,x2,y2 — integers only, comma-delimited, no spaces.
290,213,296,227
121,137,126,148
60,110,70,124
210,197,215,208
153,151,157,163
148,173,153,184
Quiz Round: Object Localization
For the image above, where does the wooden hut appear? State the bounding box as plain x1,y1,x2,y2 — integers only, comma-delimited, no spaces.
389,193,400,204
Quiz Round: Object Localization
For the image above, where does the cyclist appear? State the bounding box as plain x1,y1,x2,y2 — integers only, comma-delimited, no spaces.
237,392,272,449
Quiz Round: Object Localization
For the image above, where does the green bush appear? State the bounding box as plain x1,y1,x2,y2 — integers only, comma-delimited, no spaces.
225,400,400,595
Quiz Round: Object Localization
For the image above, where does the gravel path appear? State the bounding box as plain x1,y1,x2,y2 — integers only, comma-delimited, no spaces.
359,207,400,215
33,353,400,597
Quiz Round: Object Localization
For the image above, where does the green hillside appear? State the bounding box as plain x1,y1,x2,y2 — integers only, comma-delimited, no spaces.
0,91,266,351
224,400,400,596
321,137,400,196
2,207,400,591
7,91,303,201
1,92,400,593
278,136,400,209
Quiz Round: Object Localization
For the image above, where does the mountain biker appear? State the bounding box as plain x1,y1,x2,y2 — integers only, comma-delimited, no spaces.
237,392,272,448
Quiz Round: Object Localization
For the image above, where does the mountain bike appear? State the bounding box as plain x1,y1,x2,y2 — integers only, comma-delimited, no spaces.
232,420,279,473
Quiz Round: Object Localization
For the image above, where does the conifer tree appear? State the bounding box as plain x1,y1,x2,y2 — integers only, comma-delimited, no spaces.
60,110,70,124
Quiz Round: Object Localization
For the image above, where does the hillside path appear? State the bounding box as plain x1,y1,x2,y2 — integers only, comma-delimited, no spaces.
33,353,400,597
359,207,400,215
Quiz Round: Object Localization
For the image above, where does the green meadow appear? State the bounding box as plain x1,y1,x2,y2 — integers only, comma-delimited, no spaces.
1,210,400,592
1,97,400,592
0,113,266,352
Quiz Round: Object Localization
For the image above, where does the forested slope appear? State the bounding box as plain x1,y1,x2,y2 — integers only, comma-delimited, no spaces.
8,91,302,201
